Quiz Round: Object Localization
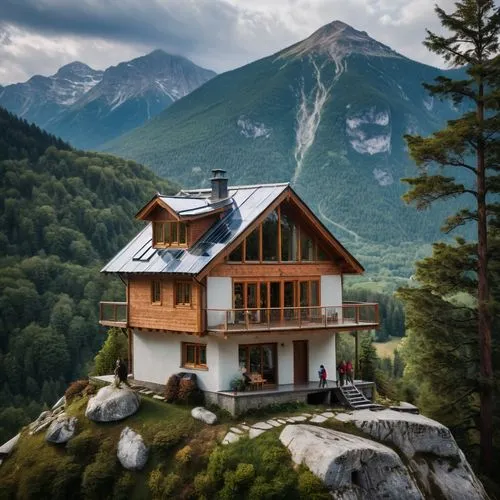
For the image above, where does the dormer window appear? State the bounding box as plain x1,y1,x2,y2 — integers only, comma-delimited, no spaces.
153,221,188,247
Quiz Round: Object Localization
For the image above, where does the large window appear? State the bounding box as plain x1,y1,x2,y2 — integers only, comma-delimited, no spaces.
225,203,329,263
182,343,207,369
151,280,161,304
153,221,187,247
239,343,277,384
175,282,191,306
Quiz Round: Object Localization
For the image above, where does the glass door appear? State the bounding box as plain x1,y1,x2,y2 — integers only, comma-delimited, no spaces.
284,281,296,321
259,282,268,324
269,281,281,324
247,283,258,323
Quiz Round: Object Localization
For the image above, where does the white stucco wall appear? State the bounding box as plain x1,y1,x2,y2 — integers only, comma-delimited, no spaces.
206,277,232,328
321,275,343,321
133,329,338,392
133,330,219,392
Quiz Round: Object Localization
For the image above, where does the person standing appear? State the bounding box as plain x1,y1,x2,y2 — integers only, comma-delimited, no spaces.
318,364,328,388
337,360,346,387
346,359,354,385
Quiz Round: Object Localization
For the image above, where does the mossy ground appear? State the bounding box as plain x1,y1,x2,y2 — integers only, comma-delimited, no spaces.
0,391,339,499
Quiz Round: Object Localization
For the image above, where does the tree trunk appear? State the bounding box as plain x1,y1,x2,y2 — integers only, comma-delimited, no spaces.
476,81,493,472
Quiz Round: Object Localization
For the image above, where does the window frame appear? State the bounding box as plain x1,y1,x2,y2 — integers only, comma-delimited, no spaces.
175,281,192,307
182,342,207,370
152,221,188,248
151,279,162,305
225,204,332,264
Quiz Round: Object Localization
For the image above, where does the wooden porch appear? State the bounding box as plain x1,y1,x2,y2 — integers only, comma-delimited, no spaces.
99,301,127,328
206,303,379,333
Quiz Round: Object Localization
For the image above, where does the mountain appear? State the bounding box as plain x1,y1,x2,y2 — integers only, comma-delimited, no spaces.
0,51,215,149
0,62,102,129
0,106,177,442
104,21,465,247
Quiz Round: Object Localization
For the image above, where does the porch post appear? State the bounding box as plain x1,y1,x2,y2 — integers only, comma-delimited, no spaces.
354,330,359,377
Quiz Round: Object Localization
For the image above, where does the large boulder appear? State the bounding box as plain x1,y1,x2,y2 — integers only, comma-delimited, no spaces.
191,407,217,425
85,385,140,422
117,427,149,471
336,409,487,500
279,424,423,499
45,415,78,444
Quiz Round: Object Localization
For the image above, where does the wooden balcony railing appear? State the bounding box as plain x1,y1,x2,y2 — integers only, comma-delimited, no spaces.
99,301,128,328
206,303,379,333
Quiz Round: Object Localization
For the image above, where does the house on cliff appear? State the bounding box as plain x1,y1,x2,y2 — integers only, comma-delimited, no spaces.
99,169,379,413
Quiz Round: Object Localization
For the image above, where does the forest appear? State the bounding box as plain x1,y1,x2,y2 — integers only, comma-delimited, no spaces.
0,107,177,442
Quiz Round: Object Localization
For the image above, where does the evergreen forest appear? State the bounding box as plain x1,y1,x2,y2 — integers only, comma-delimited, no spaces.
0,107,177,442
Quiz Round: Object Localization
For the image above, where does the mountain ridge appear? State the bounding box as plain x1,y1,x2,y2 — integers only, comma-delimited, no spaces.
104,20,465,248
0,50,216,148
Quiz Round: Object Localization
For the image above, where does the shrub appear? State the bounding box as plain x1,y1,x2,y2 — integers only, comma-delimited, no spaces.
163,473,181,496
177,378,196,403
92,328,128,376
193,472,215,498
17,460,58,499
164,374,180,402
297,468,331,499
148,469,181,499
148,468,163,499
66,429,101,461
234,463,255,486
113,472,135,500
51,459,83,500
65,379,89,402
175,445,192,465
81,438,119,499
152,428,183,454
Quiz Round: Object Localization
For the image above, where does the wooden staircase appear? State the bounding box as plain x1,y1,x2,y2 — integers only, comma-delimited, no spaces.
339,384,382,410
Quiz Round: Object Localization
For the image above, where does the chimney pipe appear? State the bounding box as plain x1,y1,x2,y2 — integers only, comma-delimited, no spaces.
210,169,228,201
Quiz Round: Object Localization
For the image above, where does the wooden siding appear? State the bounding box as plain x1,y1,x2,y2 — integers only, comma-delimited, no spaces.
128,277,201,333
210,262,340,278
188,215,218,246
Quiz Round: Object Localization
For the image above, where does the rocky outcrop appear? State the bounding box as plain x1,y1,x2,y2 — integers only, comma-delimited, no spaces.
335,409,487,500
85,385,140,422
117,427,149,471
45,415,78,444
280,424,423,499
0,433,20,465
191,407,217,425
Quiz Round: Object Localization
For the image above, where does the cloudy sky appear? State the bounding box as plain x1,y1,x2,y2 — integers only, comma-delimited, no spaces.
0,0,457,85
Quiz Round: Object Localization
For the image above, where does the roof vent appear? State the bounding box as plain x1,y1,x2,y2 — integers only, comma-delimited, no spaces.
210,169,228,201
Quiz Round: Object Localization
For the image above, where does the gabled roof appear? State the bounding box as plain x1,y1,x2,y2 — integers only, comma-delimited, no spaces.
135,193,233,220
101,182,364,276
102,183,289,275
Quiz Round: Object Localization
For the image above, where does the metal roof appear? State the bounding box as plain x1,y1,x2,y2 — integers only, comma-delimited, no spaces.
101,183,289,275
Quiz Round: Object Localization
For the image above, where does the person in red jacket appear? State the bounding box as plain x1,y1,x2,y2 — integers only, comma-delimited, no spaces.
337,360,346,387
346,360,354,385
318,365,328,388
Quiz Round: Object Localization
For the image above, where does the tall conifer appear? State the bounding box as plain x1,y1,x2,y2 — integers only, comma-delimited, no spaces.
402,0,500,470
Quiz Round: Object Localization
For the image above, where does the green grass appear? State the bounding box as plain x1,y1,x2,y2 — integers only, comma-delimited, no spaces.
374,337,403,359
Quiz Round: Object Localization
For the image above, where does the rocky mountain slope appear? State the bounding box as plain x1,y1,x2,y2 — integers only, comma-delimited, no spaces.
0,50,215,149
105,21,466,246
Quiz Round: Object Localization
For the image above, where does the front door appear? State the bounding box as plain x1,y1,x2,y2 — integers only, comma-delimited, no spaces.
293,340,308,385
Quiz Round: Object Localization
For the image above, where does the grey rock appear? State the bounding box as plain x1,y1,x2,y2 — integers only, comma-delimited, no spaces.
45,416,78,444
117,427,149,471
0,433,20,456
335,409,487,499
249,428,266,439
51,396,66,411
280,424,423,499
191,407,217,425
85,385,140,422
309,415,327,424
222,432,241,445
252,421,273,430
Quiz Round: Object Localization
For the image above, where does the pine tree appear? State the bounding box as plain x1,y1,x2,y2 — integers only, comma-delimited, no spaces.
402,0,500,471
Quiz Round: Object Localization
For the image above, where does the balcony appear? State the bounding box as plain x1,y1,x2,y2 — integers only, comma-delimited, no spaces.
99,301,128,328
206,303,379,334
